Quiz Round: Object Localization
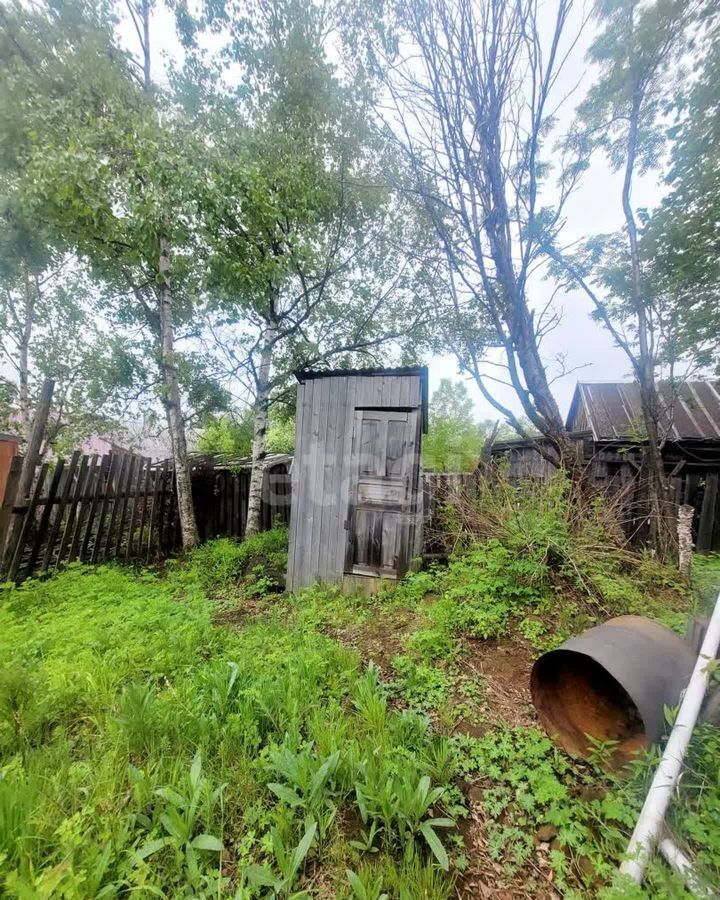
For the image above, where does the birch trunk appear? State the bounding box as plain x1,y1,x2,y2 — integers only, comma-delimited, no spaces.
158,236,199,548
245,323,276,537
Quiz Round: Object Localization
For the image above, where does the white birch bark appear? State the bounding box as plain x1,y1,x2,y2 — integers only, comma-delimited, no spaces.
245,322,276,536
158,236,199,548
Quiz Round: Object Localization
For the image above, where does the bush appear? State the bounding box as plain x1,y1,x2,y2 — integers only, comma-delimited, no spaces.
405,472,689,653
184,527,289,594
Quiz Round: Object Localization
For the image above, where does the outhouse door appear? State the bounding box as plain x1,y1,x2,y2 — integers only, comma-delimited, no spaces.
344,407,421,579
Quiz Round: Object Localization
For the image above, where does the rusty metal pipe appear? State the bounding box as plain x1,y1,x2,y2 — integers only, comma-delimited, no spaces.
531,616,696,762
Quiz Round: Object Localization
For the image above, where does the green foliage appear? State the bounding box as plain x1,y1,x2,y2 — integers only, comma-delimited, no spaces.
452,726,594,882
184,528,289,594
267,417,296,455
134,752,225,889
405,472,689,655
692,553,720,614
198,412,296,457
452,721,720,896
390,656,450,711
0,555,458,897
423,379,485,473
640,17,720,372
198,412,253,457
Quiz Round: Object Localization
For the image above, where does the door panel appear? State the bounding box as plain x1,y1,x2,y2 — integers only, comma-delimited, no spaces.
357,481,404,506
345,408,419,579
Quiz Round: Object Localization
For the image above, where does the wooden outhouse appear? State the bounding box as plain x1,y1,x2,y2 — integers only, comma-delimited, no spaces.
287,367,428,591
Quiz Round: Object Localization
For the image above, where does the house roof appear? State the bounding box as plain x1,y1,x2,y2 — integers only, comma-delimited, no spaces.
567,381,720,442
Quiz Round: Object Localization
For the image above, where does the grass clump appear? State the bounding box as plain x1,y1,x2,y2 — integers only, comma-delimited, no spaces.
185,526,289,595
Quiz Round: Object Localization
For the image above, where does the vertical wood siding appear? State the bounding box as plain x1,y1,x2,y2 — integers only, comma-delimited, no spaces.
287,372,424,591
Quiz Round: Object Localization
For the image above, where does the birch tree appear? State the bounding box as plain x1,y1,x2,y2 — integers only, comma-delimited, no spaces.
196,0,435,534
1,0,221,546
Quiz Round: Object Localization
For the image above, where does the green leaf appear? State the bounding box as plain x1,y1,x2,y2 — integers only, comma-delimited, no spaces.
134,837,171,862
268,782,303,807
427,817,455,828
246,864,279,888
346,869,366,899
190,833,224,852
290,820,317,878
155,786,187,807
310,750,340,796
420,822,449,870
190,751,202,788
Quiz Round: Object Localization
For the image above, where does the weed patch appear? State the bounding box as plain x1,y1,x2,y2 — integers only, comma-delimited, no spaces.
184,527,289,596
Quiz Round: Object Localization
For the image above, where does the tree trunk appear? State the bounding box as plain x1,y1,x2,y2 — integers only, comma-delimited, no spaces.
245,322,276,537
677,504,694,582
141,0,151,91
18,267,35,438
158,236,199,549
510,299,577,467
623,79,673,558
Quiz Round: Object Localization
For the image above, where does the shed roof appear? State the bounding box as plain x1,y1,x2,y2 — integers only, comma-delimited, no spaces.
294,365,429,432
188,452,292,471
567,381,720,442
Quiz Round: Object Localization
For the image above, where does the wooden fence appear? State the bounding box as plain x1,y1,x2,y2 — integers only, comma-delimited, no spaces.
0,447,460,583
0,452,177,583
423,471,479,558
190,455,292,541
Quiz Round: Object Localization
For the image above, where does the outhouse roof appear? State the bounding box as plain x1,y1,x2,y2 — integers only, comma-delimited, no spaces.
294,366,429,432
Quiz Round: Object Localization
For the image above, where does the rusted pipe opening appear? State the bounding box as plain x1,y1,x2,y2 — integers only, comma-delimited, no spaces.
531,649,647,759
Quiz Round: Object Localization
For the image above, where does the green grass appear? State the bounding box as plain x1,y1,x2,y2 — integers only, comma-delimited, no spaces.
1,518,717,899
692,552,720,613
0,548,456,898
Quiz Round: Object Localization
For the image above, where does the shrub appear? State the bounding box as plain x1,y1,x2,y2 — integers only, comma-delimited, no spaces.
400,472,689,650
184,527,289,594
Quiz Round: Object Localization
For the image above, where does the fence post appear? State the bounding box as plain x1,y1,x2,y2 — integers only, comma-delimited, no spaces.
0,379,54,565
678,503,694,582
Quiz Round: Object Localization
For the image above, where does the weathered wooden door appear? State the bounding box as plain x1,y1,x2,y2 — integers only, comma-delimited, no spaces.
345,408,421,579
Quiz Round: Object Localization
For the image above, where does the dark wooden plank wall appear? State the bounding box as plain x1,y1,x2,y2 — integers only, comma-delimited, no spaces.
190,460,291,543
287,372,424,591
492,440,720,553
0,452,175,583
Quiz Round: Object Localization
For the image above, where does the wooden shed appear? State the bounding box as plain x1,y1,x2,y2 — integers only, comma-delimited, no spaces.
287,367,428,591
491,380,720,552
